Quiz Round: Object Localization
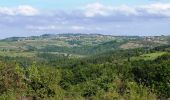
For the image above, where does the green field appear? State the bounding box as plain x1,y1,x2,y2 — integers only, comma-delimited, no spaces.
132,52,167,60
0,51,36,57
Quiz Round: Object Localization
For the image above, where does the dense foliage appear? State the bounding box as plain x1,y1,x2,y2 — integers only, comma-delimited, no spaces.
0,34,170,100
131,54,170,98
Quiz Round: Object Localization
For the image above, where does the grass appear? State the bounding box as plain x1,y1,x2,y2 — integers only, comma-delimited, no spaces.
132,52,167,60
0,51,36,57
0,51,84,58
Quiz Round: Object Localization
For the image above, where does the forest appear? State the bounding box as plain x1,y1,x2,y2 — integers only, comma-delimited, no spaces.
0,34,170,100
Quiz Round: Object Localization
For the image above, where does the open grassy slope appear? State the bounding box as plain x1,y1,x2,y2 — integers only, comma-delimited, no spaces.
132,52,167,60
0,34,169,58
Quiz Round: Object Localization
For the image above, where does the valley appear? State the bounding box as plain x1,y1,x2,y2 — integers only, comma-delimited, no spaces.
0,34,170,100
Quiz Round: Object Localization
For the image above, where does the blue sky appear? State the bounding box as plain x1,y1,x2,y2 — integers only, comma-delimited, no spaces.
0,0,170,38
1,0,170,9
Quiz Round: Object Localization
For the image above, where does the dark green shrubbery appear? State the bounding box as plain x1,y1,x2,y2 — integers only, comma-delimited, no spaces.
1,46,170,99
131,54,170,98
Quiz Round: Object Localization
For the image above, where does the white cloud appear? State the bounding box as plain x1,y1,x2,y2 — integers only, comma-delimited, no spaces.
113,5,138,15
1,2,170,37
83,3,138,17
83,2,170,18
0,7,15,15
0,5,38,16
140,3,170,16
142,3,170,10
16,5,38,16
83,2,113,17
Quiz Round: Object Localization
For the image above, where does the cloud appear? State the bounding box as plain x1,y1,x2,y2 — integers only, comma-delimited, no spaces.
0,5,38,16
0,3,170,37
16,5,39,16
83,2,113,17
82,2,170,19
140,3,170,17
83,3,138,18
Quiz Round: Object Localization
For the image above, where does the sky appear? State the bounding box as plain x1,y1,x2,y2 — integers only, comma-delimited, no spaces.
0,0,170,38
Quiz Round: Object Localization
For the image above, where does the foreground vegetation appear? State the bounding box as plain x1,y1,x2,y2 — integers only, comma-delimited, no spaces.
0,34,170,100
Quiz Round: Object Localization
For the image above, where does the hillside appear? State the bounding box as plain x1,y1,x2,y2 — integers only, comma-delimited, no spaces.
0,34,169,57
0,34,170,100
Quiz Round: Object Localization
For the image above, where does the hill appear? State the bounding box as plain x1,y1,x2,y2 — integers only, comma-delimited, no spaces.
0,34,170,57
0,34,170,100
